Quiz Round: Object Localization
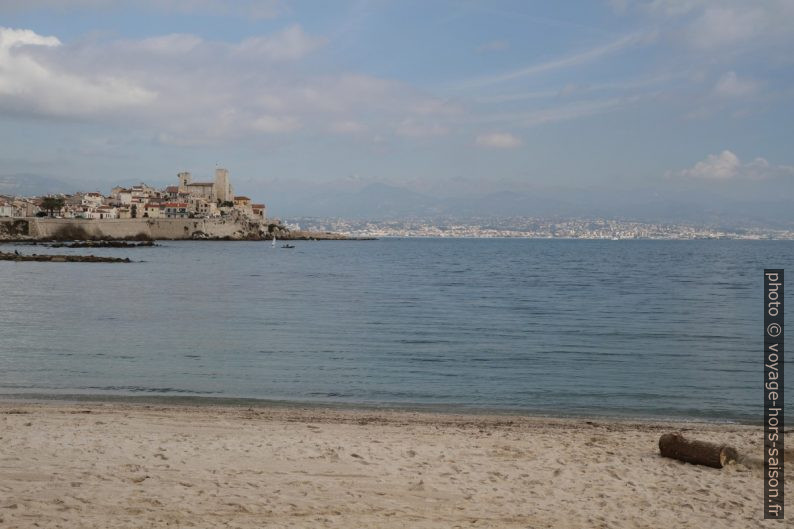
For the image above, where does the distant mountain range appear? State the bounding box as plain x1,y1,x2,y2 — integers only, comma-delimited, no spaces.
4,173,793,229
265,182,794,229
0,174,75,196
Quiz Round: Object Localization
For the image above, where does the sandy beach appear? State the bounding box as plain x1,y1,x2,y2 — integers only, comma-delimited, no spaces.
0,401,785,528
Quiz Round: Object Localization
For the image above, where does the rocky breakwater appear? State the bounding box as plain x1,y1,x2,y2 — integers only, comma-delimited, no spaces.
0,251,131,263
0,218,32,241
48,240,156,248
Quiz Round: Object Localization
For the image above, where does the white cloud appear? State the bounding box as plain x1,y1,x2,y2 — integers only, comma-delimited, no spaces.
713,71,758,97
0,26,458,146
0,27,155,117
234,25,325,61
0,27,60,48
687,7,768,50
670,150,794,180
677,150,740,180
475,132,522,149
251,115,302,134
616,1,794,50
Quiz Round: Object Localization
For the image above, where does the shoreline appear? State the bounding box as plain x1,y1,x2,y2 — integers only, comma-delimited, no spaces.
0,398,761,431
0,400,774,528
0,217,375,242
0,393,760,426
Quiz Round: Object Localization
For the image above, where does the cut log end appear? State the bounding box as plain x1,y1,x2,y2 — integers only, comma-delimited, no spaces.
659,433,737,469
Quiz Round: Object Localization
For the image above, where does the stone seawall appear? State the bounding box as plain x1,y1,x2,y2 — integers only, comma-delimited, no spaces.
0,218,265,241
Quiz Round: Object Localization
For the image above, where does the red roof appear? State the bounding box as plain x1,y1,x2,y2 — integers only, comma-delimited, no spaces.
165,186,179,193
163,202,189,208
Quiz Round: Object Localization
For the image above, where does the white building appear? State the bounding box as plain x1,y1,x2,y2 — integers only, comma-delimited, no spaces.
0,199,13,217
93,205,118,219
163,202,190,219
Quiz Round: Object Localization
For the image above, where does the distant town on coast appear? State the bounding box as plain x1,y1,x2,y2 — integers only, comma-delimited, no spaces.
283,217,794,241
0,168,266,223
2,170,794,240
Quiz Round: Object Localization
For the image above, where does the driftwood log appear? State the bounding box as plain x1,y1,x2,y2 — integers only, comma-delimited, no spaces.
659,433,738,468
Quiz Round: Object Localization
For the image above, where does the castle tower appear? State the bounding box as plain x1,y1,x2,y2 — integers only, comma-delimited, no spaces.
177,171,191,193
214,168,231,203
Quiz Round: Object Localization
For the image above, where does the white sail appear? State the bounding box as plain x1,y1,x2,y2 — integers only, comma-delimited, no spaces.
272,234,276,247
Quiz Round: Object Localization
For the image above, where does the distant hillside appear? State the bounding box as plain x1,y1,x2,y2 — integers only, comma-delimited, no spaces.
266,181,794,229
267,182,445,218
0,174,74,197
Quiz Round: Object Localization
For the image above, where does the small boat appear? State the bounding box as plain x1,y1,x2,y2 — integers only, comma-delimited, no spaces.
271,234,276,248
281,244,295,249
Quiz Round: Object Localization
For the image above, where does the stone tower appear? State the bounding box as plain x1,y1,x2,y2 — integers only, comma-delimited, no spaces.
177,171,191,193
214,168,232,203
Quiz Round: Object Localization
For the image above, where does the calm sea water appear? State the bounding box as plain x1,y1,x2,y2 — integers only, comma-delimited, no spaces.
0,239,790,422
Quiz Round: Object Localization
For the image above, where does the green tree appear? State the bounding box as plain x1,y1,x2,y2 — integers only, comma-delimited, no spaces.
40,197,65,217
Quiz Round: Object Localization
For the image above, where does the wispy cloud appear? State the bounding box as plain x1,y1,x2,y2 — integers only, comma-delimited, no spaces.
234,25,326,61
457,32,652,89
469,97,632,128
713,71,759,98
474,72,680,103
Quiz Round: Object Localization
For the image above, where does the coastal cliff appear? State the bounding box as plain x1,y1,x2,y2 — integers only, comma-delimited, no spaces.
0,218,356,241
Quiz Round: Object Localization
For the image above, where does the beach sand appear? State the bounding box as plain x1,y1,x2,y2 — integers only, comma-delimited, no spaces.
0,402,785,528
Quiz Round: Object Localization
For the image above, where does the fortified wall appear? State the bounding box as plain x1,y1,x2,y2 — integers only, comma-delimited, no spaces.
0,217,268,241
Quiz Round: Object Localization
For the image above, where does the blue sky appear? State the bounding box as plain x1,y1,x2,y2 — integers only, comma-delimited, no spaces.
0,0,793,219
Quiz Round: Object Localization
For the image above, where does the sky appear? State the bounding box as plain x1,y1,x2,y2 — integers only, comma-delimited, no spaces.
0,0,793,222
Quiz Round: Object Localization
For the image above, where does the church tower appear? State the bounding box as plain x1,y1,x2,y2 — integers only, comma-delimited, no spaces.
177,171,191,193
215,168,231,203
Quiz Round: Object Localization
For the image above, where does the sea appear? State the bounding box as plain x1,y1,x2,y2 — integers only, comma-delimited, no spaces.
0,238,791,423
